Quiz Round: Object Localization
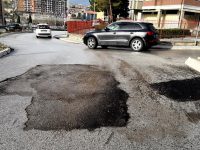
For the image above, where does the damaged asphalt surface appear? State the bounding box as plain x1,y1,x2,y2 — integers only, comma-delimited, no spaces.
0,64,129,131
1,32,200,149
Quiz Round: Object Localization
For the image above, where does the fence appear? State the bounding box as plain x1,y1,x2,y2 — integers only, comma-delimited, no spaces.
66,19,106,34
66,20,94,34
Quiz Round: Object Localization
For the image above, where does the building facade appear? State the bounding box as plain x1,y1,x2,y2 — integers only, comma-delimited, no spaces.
142,0,200,30
18,0,34,12
17,0,66,17
129,0,143,21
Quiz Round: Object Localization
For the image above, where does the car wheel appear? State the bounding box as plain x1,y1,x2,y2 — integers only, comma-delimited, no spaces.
36,36,39,38
101,46,108,49
87,37,97,49
49,36,52,38
130,38,144,52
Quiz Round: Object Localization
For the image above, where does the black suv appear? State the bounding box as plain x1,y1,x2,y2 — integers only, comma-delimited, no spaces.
83,21,159,51
6,23,22,31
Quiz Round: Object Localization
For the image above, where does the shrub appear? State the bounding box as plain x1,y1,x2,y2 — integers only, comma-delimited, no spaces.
94,23,107,31
158,29,191,38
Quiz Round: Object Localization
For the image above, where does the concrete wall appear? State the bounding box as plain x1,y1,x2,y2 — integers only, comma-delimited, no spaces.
143,13,179,28
97,12,104,20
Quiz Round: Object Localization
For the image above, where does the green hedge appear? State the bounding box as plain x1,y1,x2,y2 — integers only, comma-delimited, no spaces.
158,29,191,38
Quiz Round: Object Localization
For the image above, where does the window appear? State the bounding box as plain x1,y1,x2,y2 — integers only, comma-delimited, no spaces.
38,25,50,29
107,23,120,30
119,23,142,30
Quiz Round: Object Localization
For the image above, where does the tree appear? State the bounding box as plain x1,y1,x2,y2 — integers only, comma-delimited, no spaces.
89,0,129,22
89,0,109,12
28,14,32,24
17,15,20,23
2,0,21,23
112,0,129,21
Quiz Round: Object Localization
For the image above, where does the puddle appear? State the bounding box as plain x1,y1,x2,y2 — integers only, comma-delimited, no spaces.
151,77,200,102
0,65,129,131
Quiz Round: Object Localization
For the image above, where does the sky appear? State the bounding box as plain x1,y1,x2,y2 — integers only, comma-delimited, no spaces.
70,0,90,6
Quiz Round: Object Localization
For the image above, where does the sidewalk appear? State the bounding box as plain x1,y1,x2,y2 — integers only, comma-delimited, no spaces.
57,34,83,44
57,33,200,50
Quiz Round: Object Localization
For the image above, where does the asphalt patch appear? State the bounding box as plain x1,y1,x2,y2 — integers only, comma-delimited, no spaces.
0,65,129,131
151,77,200,102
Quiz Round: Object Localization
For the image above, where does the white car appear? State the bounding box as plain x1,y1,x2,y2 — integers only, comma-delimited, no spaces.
35,24,52,38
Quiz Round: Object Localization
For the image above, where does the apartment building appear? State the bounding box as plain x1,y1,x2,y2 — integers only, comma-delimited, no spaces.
17,0,66,17
129,0,143,21
18,0,35,12
142,0,200,30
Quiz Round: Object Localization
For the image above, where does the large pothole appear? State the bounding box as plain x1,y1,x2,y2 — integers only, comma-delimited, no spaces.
151,77,200,102
0,65,129,131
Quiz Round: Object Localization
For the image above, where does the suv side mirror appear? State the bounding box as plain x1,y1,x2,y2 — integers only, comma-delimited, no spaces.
105,27,110,32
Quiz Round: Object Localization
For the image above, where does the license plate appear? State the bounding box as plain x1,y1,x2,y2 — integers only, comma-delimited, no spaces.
41,30,47,32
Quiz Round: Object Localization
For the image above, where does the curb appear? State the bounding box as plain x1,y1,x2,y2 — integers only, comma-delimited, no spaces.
0,31,33,38
185,57,200,73
151,45,200,50
0,47,13,58
54,34,83,44
59,38,83,44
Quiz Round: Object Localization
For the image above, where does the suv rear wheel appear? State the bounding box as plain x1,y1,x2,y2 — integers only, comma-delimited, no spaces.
87,37,97,49
130,38,144,52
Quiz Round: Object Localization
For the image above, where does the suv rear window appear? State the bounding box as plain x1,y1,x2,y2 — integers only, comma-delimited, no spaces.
38,25,50,29
147,24,157,32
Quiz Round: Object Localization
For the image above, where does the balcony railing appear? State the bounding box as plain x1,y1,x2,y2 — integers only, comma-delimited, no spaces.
143,0,200,7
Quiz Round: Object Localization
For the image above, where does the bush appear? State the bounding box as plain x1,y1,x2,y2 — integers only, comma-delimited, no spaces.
158,29,191,38
94,23,107,31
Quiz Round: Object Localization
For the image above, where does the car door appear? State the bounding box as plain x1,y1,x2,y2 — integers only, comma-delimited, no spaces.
114,22,143,46
97,22,120,46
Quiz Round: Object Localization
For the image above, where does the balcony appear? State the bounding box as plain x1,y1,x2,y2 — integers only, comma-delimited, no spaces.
143,0,200,7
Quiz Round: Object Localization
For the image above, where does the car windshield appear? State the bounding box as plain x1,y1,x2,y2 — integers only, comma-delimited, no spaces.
38,25,50,29
107,23,120,30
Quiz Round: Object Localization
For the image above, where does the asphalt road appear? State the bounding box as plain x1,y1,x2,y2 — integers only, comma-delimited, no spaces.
1,31,200,149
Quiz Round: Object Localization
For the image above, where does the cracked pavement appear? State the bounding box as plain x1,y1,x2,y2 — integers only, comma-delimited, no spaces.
1,32,200,149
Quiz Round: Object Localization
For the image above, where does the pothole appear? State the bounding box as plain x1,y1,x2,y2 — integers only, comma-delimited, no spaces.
151,77,200,102
0,65,129,131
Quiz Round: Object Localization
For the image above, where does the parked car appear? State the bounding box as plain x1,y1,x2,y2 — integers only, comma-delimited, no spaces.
0,25,8,32
35,24,52,38
6,23,22,31
83,21,159,51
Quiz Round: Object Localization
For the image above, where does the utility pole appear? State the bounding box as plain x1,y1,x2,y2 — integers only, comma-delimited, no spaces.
93,0,96,20
195,17,200,46
132,0,136,20
179,0,184,28
109,0,112,23
66,0,69,36
67,0,69,20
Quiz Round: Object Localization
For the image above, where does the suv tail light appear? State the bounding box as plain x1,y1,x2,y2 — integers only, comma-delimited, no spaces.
147,31,154,36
